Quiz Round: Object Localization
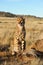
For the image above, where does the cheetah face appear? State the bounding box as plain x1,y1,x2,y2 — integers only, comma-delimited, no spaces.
19,21,24,26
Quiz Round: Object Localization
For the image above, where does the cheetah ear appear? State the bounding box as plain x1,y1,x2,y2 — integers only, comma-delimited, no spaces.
22,17,25,24
23,19,25,24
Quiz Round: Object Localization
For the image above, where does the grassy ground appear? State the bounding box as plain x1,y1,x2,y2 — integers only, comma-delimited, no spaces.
0,16,43,65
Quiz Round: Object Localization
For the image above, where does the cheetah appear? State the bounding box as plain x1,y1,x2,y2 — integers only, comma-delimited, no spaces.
10,17,26,55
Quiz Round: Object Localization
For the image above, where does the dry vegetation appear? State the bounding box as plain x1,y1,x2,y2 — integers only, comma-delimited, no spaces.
0,12,43,65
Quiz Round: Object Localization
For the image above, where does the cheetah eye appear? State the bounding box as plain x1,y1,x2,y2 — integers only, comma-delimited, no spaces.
20,22,23,26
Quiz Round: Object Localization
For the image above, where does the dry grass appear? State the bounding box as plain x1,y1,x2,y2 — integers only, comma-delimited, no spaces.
0,16,43,65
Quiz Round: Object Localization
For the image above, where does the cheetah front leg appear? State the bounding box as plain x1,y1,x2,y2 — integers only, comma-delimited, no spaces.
21,40,26,52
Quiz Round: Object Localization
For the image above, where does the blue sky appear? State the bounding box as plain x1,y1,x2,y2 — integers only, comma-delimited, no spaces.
0,0,43,17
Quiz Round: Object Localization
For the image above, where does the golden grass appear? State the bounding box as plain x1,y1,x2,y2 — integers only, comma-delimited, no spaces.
0,16,43,65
